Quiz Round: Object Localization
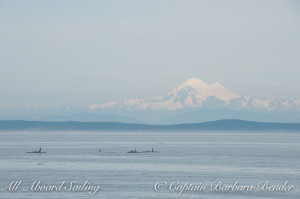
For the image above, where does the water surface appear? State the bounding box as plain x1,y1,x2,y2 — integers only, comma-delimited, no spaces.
0,131,299,198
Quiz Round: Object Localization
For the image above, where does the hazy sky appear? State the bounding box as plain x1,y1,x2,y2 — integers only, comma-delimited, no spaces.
1,0,300,109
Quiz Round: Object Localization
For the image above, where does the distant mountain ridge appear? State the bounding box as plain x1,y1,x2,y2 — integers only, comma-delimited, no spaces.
89,78,300,112
1,119,300,131
1,78,300,124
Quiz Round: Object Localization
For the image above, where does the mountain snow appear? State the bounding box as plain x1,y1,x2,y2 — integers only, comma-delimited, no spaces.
89,101,118,110
89,78,300,112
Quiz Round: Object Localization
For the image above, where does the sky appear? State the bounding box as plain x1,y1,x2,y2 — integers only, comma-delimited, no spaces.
0,0,300,109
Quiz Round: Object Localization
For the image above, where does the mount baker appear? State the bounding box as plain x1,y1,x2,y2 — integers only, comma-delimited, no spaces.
88,78,300,112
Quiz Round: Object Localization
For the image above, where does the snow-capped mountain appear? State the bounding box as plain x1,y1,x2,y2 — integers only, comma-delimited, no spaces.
120,78,240,110
228,95,300,112
89,78,300,112
2,78,300,124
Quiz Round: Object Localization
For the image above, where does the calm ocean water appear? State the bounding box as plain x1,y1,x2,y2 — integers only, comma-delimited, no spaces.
0,131,299,199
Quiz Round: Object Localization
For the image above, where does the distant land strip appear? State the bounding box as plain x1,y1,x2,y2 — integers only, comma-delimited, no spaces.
1,119,300,131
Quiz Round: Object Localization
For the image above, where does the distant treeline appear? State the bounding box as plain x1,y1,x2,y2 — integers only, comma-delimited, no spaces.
1,119,300,131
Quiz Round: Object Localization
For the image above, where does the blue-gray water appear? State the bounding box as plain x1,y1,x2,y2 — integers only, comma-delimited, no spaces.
0,131,299,199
